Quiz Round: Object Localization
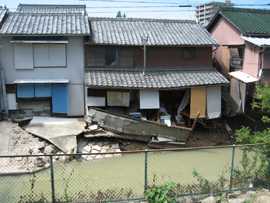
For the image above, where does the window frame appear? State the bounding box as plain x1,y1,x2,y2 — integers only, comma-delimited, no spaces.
33,43,67,68
85,45,134,68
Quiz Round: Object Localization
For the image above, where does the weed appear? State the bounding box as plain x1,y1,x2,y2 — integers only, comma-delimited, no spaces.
145,180,178,203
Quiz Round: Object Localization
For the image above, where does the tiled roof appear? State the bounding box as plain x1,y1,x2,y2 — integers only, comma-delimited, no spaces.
0,12,90,35
16,4,87,14
208,7,270,35
0,6,8,24
241,36,270,47
89,18,219,46
85,67,229,89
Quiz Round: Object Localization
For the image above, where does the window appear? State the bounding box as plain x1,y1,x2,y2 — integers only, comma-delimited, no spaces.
86,46,134,67
230,47,244,69
34,44,66,67
14,43,66,69
105,46,118,65
14,44,33,69
183,47,196,60
87,46,105,66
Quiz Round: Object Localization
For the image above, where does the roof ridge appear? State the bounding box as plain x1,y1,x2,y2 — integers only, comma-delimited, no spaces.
9,11,87,15
85,67,214,71
220,6,270,14
18,4,86,7
89,17,196,23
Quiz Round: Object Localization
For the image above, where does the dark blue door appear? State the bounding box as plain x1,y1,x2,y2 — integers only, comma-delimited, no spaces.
52,84,68,113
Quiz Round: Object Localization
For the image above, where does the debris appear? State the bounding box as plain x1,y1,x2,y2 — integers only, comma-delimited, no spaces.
119,139,131,146
112,143,119,149
89,124,99,131
24,117,84,153
224,120,233,135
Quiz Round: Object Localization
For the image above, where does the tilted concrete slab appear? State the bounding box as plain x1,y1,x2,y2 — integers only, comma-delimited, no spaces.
24,117,85,153
86,108,194,142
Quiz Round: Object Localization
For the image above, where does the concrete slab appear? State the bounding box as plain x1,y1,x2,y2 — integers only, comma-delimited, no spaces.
0,121,11,154
24,117,84,153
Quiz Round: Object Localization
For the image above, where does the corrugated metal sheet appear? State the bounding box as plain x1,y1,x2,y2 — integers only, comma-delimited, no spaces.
16,4,87,14
0,12,90,35
52,84,68,113
35,84,51,97
85,67,229,89
89,18,220,46
17,84,35,98
241,36,270,47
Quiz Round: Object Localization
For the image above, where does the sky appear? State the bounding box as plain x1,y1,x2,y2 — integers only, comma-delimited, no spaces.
2,0,270,20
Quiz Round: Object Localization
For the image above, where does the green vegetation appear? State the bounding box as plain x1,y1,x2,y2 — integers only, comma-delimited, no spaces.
116,10,127,18
235,82,270,187
145,180,178,203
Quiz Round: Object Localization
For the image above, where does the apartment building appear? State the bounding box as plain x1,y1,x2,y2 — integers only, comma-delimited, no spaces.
195,1,234,24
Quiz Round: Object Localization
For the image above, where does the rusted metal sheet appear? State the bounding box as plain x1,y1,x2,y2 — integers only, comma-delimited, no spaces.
85,108,198,142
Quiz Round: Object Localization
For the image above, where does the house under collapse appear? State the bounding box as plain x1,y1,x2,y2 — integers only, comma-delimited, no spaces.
84,18,229,144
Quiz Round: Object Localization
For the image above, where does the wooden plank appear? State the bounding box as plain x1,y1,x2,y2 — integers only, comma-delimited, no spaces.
222,48,230,78
190,87,206,118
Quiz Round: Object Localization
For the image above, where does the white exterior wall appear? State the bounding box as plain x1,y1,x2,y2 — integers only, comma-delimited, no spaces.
0,36,85,116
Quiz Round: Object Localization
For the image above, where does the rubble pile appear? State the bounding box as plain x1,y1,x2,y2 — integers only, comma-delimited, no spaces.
77,138,122,161
0,121,59,173
0,121,123,174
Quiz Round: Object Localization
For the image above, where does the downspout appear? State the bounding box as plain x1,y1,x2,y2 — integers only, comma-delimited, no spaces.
0,64,9,117
212,44,219,52
141,36,148,75
258,45,266,79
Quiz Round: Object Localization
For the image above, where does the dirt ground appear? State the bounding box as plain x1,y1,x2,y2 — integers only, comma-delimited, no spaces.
119,112,270,151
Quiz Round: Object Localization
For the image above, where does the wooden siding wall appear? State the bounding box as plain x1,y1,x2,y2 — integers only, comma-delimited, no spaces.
134,47,212,67
263,49,270,69
243,42,260,77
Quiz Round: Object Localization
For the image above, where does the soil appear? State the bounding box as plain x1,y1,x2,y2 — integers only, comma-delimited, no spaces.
119,112,270,151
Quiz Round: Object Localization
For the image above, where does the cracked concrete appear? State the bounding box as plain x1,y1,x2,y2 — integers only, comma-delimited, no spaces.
23,117,85,153
87,108,192,141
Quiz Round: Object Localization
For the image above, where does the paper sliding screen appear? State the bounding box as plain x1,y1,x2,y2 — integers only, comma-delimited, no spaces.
207,86,221,119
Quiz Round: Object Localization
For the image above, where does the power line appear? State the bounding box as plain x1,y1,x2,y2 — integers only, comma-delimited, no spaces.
86,5,180,8
79,0,180,5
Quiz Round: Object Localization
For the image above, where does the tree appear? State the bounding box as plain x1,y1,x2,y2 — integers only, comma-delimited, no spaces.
116,10,127,18
235,82,270,187
235,82,270,145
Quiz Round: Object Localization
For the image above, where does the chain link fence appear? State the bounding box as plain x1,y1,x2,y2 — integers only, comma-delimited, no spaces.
0,144,268,202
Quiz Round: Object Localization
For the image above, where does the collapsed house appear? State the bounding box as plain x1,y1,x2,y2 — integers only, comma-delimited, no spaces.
0,4,230,146
84,18,229,144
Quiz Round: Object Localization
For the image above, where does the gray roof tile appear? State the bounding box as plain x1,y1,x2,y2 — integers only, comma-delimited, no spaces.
85,67,229,89
0,7,8,25
0,12,90,35
16,4,87,14
90,18,220,46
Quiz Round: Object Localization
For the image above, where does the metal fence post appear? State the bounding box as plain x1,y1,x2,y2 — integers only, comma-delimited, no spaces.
229,145,236,191
144,149,148,191
50,155,56,203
